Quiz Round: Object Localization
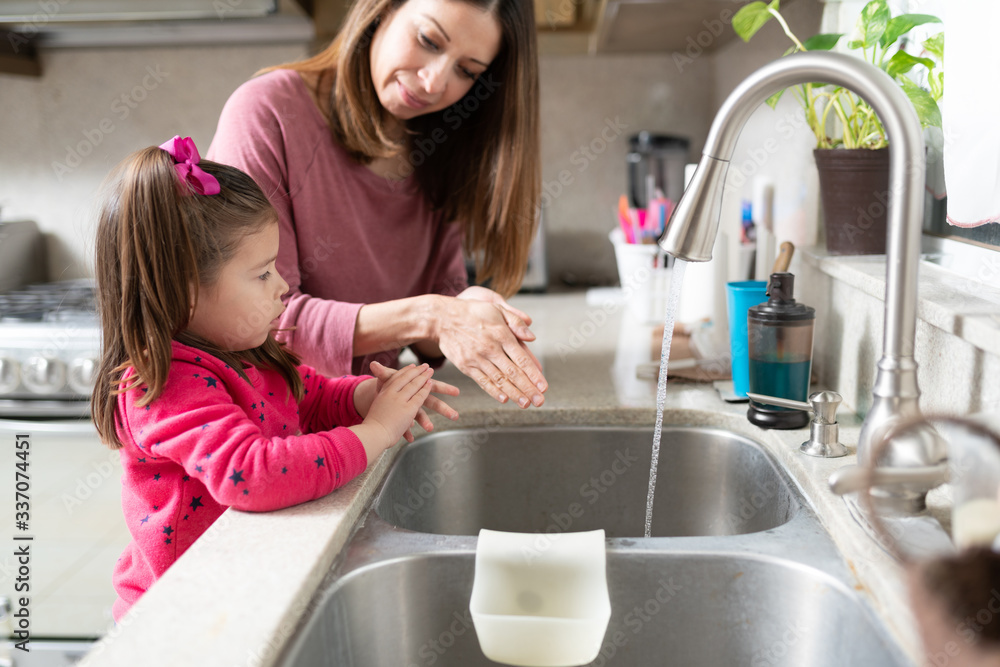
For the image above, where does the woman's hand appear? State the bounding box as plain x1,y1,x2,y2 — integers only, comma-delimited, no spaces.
435,288,548,408
362,361,459,442
457,286,535,341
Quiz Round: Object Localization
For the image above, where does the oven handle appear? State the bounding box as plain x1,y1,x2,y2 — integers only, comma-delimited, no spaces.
0,419,98,437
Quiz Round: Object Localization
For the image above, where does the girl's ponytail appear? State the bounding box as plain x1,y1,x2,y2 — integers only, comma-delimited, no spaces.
92,143,301,449
92,147,201,447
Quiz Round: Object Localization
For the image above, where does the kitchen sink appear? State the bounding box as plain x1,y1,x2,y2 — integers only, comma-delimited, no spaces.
275,424,912,667
278,525,911,667
374,426,799,537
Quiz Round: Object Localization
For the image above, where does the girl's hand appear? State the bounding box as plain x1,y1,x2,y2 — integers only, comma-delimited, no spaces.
358,364,434,454
436,289,548,408
367,361,459,441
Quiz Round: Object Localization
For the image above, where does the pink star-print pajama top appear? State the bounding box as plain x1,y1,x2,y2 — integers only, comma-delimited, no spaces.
110,340,370,621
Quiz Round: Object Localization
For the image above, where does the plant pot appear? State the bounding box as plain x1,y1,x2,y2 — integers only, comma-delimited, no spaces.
813,148,890,255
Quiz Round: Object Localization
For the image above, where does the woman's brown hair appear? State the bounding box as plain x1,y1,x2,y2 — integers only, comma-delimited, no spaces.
262,0,540,296
91,147,304,449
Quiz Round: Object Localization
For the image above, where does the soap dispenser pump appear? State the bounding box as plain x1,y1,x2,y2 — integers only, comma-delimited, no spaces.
746,270,816,430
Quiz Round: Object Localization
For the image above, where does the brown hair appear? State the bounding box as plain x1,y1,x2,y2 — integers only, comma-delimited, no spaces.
919,547,1000,646
261,0,540,296
91,147,305,449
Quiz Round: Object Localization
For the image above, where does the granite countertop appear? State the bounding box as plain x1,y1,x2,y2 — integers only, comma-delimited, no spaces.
80,291,925,667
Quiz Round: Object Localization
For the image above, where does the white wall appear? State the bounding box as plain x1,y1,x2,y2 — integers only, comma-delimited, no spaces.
0,44,308,279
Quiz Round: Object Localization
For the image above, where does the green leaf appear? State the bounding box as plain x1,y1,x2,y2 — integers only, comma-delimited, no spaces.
802,33,843,51
900,78,942,128
733,1,780,42
923,32,944,61
847,40,865,51
766,88,786,109
879,14,941,49
885,50,935,79
856,0,890,49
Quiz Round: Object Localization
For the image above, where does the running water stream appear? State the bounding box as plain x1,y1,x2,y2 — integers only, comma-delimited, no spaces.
644,259,688,538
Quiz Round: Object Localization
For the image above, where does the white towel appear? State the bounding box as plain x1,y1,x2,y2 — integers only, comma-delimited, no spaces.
943,0,1000,227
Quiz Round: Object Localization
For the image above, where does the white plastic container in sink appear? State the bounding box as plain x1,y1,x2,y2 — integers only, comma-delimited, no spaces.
470,529,611,667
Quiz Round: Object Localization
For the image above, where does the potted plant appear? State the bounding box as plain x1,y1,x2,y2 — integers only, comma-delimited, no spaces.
733,0,943,255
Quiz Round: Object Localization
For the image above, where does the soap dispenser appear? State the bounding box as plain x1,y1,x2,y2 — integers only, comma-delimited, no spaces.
747,270,815,430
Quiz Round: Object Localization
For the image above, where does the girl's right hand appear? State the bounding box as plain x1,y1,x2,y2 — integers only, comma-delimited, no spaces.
360,364,433,453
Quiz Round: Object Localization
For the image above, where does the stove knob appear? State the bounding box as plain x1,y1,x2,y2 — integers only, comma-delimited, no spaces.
22,356,67,395
68,357,99,394
0,358,19,394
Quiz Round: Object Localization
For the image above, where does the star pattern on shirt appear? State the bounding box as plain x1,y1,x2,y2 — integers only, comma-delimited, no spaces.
281,466,288,474
190,496,203,512
140,515,150,525
153,473,161,481
315,456,325,468
205,376,218,388
163,525,173,536
229,469,245,486
195,465,204,473
138,457,146,463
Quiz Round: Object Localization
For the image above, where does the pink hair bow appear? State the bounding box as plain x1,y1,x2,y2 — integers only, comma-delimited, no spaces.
158,136,221,196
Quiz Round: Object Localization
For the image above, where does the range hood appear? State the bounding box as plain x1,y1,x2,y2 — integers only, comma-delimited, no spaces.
0,0,313,48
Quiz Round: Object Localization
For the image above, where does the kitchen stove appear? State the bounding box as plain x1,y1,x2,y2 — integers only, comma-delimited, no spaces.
0,222,127,666
0,279,100,418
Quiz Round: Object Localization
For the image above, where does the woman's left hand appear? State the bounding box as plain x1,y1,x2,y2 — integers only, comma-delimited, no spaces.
457,286,535,342
356,361,460,442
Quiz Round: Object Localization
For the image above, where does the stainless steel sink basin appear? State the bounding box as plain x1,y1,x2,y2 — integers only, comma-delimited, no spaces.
374,426,798,537
274,424,913,667
280,544,909,667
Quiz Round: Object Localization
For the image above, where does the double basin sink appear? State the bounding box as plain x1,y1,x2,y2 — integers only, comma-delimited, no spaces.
277,425,912,666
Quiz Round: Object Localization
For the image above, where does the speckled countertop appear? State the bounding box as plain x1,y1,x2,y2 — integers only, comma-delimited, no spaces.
79,291,926,667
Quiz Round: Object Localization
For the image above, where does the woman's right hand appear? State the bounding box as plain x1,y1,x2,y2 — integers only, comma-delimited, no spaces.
433,294,548,408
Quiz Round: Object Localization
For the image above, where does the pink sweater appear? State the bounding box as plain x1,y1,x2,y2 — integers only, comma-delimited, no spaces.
111,341,369,621
207,69,468,377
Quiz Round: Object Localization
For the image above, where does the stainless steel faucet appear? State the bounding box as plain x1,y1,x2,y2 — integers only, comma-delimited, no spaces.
659,51,947,512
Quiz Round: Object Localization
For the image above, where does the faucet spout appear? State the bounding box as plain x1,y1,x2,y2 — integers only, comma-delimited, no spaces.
660,51,947,510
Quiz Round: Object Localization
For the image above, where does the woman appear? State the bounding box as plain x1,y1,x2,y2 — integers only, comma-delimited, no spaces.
208,0,547,409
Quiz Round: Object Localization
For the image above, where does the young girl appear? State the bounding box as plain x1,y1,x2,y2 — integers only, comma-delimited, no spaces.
91,136,459,621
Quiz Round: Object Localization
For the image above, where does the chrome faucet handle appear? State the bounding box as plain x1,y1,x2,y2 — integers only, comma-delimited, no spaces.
747,391,849,458
828,463,950,496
